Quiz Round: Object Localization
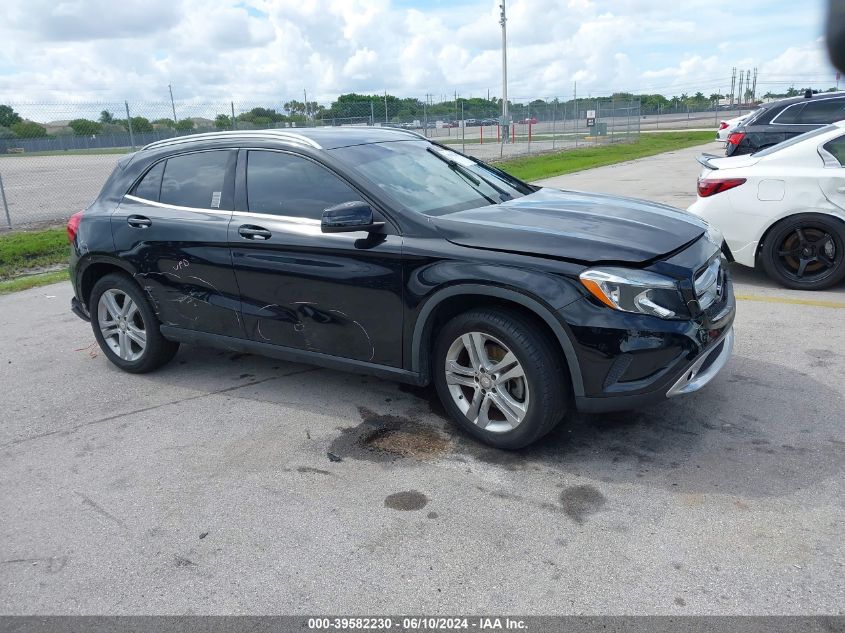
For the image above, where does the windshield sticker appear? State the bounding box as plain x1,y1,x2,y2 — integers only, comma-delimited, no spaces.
210,191,222,209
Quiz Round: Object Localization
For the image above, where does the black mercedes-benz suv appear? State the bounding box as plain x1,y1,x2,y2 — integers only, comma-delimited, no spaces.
68,127,735,449
725,91,845,156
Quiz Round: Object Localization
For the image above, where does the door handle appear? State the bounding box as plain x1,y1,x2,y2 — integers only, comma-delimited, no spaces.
238,225,272,240
127,215,152,228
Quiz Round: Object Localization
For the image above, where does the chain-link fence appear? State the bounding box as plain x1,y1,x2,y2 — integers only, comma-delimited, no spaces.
0,96,648,228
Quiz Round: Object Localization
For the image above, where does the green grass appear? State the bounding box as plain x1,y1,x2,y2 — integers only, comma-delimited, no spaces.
497,131,715,181
0,269,68,294
0,227,70,279
2,147,130,157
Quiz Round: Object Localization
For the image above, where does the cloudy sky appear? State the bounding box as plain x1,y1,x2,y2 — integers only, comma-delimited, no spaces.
0,0,837,108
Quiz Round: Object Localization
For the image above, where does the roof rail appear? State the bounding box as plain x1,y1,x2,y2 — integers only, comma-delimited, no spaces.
141,129,322,152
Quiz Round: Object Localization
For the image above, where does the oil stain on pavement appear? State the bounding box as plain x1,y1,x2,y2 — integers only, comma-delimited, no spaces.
384,490,429,511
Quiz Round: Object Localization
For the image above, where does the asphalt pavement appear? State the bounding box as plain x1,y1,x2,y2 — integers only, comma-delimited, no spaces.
1,143,843,615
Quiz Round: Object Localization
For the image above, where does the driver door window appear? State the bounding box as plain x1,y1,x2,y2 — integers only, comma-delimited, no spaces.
246,150,360,219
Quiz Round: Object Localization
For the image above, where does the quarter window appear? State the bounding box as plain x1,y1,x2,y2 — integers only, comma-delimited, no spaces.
823,135,845,165
797,99,845,125
246,151,361,220
131,161,164,201
159,151,231,209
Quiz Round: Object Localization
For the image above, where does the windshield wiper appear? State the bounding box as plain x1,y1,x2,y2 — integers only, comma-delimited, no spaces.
426,147,497,204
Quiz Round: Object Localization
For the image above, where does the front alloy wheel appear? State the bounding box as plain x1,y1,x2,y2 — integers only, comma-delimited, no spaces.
444,332,529,433
98,289,147,361
433,308,570,449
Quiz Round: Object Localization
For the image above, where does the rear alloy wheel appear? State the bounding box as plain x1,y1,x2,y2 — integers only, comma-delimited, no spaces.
761,215,845,290
90,273,179,373
434,308,570,449
98,289,147,362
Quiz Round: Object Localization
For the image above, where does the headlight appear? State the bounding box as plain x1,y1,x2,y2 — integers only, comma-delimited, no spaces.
704,223,723,248
579,267,689,320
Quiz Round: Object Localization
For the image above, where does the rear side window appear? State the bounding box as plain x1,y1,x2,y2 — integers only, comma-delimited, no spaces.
797,99,845,124
822,135,845,164
131,161,164,201
772,103,805,124
160,151,231,209
245,150,360,220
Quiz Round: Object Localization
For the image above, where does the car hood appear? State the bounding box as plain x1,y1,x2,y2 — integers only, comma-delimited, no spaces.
429,188,706,264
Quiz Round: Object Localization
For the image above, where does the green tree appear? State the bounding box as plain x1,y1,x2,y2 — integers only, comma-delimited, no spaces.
214,114,232,129
68,119,102,136
123,117,153,133
0,105,22,128
174,118,195,132
99,110,115,124
152,118,175,128
11,121,47,138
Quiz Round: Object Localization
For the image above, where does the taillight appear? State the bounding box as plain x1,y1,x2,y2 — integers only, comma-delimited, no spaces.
697,177,746,197
718,121,729,130
726,131,745,146
67,211,83,243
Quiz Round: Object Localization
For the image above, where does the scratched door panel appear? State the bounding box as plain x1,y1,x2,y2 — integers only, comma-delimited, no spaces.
111,149,245,338
229,148,404,367
230,217,404,367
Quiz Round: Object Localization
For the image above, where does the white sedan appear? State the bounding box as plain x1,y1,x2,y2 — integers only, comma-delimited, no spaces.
688,121,845,290
716,112,753,142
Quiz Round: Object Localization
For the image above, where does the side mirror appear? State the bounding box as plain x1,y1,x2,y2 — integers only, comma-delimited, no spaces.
321,201,385,233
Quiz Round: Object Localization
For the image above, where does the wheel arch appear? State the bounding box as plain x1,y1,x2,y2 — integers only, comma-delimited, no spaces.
410,284,585,397
77,255,137,310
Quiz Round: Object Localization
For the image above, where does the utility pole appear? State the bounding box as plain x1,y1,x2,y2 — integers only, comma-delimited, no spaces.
751,67,758,103
384,91,388,123
745,68,752,104
737,70,745,108
729,67,736,108
303,89,308,120
168,84,177,126
500,0,509,143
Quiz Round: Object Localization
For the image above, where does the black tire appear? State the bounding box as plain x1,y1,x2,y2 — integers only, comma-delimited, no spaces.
760,214,845,290
89,273,179,373
433,308,571,450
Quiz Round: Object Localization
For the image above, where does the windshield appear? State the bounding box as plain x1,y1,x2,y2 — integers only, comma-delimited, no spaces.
752,124,837,157
329,140,529,216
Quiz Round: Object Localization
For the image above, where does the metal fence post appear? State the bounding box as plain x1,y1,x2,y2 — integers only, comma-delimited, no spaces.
461,102,465,155
231,102,236,130
552,98,557,150
0,172,12,230
124,101,135,151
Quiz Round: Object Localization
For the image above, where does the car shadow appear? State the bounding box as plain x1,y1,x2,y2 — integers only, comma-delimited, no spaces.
136,344,843,502
391,354,843,500
728,261,845,292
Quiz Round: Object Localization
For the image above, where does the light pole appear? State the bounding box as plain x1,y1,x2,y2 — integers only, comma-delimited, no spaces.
500,1,509,144
168,84,177,126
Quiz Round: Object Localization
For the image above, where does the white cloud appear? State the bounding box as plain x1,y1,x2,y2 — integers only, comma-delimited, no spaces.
0,0,837,110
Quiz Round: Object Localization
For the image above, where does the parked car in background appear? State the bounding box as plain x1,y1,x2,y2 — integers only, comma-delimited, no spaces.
481,118,498,126
725,92,845,156
67,127,734,449
716,111,755,142
690,122,845,290
522,117,538,124
464,118,481,127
